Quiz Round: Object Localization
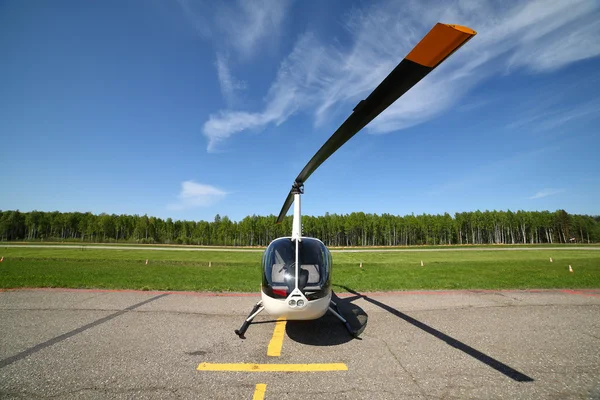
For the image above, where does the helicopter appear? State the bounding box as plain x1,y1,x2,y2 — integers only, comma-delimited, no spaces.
235,22,476,338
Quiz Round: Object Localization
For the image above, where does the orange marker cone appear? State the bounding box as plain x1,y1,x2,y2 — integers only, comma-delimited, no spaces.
549,257,553,263
145,259,148,265
569,265,573,273
420,260,424,267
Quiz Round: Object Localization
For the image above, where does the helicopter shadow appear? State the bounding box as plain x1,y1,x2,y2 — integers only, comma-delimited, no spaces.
285,291,368,346
333,284,534,382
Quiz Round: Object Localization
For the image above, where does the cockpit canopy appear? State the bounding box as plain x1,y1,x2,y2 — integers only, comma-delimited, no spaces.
262,237,332,298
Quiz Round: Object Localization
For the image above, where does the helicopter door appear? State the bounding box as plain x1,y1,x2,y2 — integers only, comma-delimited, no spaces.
298,239,327,291
262,238,295,297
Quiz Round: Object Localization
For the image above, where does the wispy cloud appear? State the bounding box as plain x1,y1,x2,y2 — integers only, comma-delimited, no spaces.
204,33,332,151
428,145,559,196
508,98,600,132
215,53,247,105
537,101,600,131
177,0,292,58
168,181,227,210
177,0,291,108
505,67,600,134
529,188,565,200
203,0,600,151
216,0,292,58
176,0,212,38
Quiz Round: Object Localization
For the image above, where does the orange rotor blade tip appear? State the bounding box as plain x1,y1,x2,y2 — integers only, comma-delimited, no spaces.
406,23,477,68
444,24,477,36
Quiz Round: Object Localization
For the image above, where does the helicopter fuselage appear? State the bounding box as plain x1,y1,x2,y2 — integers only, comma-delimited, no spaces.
261,288,331,320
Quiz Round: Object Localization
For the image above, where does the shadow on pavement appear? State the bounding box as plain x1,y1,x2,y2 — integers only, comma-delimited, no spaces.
334,285,534,383
286,291,368,346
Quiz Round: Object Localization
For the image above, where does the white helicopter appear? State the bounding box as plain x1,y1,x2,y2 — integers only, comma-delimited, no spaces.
235,22,476,338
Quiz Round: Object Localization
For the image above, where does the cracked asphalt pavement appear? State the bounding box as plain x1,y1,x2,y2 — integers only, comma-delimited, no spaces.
1,288,599,399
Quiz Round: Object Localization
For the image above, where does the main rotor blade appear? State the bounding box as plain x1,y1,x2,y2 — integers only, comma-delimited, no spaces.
278,191,294,224
276,23,476,223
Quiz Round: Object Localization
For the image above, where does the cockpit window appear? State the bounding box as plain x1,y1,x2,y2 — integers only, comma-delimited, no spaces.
263,237,331,294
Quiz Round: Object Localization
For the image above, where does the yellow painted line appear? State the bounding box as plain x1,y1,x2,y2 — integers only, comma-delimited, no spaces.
252,383,267,400
197,363,348,372
267,317,287,357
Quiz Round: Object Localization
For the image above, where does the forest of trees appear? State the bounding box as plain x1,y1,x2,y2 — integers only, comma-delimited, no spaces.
0,209,598,247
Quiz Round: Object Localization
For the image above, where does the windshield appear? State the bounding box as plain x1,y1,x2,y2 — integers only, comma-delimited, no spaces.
262,237,331,294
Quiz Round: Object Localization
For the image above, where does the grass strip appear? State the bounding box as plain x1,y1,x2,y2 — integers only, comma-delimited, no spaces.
0,248,598,291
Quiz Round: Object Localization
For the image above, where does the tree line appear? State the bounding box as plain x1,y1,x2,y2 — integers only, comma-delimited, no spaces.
0,209,598,246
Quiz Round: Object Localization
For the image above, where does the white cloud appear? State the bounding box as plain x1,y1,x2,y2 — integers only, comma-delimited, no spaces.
503,2,600,72
217,0,292,58
177,0,292,58
215,53,247,104
204,33,333,151
529,188,565,200
536,103,600,131
202,0,600,150
176,0,212,38
168,181,227,210
507,95,600,133
429,146,558,196
177,0,291,108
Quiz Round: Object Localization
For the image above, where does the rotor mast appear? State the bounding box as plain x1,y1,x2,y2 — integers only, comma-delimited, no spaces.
291,182,303,242
291,182,304,294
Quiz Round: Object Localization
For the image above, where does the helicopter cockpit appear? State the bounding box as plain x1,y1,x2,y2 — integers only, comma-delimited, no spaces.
262,237,332,299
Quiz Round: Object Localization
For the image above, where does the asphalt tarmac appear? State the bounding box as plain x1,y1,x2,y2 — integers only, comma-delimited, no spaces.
1,288,599,399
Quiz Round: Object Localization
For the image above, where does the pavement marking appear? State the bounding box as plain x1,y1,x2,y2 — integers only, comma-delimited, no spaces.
561,289,600,298
252,384,267,400
197,363,348,372
0,293,169,369
4,287,599,298
267,318,287,357
0,287,259,297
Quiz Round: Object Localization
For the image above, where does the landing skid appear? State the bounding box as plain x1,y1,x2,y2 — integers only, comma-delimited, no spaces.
234,300,264,339
234,299,359,338
328,300,359,338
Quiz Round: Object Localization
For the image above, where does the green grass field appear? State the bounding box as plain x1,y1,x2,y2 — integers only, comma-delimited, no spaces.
0,245,598,292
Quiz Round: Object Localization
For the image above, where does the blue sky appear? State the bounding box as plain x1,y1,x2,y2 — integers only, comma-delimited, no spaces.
1,0,599,222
